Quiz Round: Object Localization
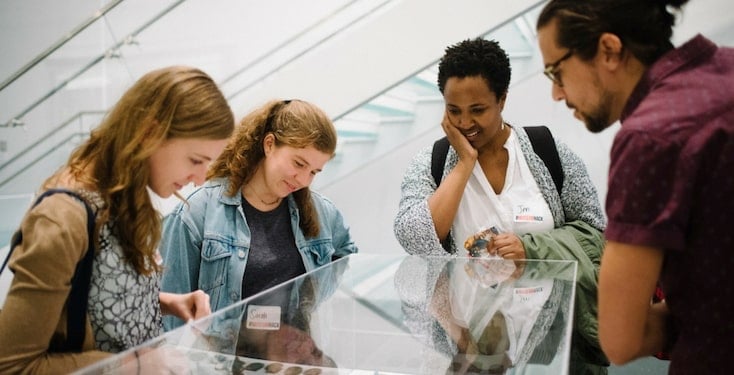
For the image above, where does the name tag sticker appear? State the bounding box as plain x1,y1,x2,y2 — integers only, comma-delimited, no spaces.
246,305,281,330
514,286,545,303
514,204,544,223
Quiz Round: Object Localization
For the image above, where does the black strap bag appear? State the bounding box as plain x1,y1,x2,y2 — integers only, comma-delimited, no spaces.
0,189,96,352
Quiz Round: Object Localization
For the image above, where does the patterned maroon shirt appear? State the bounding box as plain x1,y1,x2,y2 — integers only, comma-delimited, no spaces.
606,35,734,374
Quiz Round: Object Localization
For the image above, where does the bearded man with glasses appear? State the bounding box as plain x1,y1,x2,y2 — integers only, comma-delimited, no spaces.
536,0,734,374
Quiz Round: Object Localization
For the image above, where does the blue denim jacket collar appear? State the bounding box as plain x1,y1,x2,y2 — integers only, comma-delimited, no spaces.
212,179,309,249
214,178,242,206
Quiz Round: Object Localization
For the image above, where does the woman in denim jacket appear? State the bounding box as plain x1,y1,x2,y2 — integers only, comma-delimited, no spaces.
160,99,358,330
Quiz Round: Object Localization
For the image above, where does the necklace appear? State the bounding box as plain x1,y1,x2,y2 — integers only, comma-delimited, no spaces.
246,185,281,205
258,196,281,205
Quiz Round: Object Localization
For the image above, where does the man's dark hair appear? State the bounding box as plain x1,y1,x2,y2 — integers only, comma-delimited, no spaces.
536,0,690,66
437,38,511,100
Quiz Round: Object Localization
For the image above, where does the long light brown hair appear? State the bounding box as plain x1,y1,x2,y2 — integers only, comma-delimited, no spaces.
45,66,234,275
208,99,337,237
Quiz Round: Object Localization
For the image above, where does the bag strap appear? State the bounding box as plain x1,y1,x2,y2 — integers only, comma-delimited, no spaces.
1,189,96,352
431,136,450,187
430,137,452,252
524,126,564,194
430,126,564,192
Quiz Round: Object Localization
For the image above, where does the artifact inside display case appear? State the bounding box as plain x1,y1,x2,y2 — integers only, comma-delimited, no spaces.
74,254,576,375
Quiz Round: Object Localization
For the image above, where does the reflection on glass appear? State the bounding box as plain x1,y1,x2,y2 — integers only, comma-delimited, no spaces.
235,273,338,369
75,254,575,374
395,256,575,374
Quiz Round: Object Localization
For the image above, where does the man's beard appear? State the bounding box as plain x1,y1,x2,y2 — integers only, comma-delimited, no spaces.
580,89,615,133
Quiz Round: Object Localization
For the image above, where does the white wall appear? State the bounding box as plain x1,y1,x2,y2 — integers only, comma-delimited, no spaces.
318,100,445,254
229,0,544,118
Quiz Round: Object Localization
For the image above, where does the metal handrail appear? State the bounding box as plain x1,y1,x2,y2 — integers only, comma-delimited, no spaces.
0,111,105,172
1,0,381,128
0,132,86,189
225,0,394,101
1,0,187,128
219,0,363,86
0,0,393,191
0,0,124,93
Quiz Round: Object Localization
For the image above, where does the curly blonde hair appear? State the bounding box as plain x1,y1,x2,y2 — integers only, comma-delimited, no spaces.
208,99,337,237
46,66,234,275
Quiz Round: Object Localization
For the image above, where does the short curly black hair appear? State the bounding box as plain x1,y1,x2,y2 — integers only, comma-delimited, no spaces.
437,38,511,100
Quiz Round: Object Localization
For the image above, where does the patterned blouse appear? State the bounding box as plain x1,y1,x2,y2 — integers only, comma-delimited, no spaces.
80,191,162,353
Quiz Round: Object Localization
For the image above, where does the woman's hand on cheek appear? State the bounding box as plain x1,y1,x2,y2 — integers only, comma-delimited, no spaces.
442,112,477,164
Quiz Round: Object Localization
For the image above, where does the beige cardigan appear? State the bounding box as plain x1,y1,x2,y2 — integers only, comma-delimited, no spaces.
0,193,110,374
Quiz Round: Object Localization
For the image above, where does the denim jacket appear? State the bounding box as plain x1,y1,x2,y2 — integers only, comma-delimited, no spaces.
159,177,357,329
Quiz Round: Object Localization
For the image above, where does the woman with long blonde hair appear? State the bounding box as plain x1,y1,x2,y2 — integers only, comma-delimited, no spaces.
160,99,357,329
0,66,235,373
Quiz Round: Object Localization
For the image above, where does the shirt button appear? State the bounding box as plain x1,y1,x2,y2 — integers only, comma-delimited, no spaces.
238,250,246,258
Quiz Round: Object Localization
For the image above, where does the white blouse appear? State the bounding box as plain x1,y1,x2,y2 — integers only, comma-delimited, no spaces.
453,129,554,256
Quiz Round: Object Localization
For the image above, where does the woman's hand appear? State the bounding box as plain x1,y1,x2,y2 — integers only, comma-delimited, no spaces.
442,111,477,166
488,233,526,260
160,290,211,322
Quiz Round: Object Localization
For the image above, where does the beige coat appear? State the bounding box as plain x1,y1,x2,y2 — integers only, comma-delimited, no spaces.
0,193,110,374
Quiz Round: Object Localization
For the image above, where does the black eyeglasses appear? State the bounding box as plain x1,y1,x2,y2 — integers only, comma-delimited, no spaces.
543,50,574,87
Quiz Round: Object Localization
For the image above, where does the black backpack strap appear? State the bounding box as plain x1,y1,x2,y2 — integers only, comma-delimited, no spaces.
430,137,453,252
0,235,19,276
1,189,96,352
431,136,450,187
66,191,96,353
524,126,564,194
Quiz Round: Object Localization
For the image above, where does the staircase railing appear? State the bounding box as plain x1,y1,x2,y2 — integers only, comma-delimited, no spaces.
0,0,188,128
0,0,124,94
0,132,88,190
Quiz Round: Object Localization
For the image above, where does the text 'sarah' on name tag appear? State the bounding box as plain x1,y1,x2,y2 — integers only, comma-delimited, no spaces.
246,305,281,330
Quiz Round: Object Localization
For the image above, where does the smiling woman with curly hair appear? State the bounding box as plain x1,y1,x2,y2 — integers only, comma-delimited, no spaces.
159,99,357,330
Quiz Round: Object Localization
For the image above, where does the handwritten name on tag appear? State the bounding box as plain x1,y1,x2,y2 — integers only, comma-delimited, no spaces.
246,305,281,330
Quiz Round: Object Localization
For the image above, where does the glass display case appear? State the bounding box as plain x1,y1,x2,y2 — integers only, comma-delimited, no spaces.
74,253,577,374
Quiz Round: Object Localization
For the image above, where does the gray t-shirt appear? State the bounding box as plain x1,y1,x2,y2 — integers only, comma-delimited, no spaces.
241,198,305,303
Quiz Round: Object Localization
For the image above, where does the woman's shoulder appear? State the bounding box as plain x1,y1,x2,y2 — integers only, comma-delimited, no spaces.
193,178,229,196
171,179,231,213
308,190,345,218
309,189,335,208
405,143,442,177
29,189,101,221
18,191,92,255
513,126,581,164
